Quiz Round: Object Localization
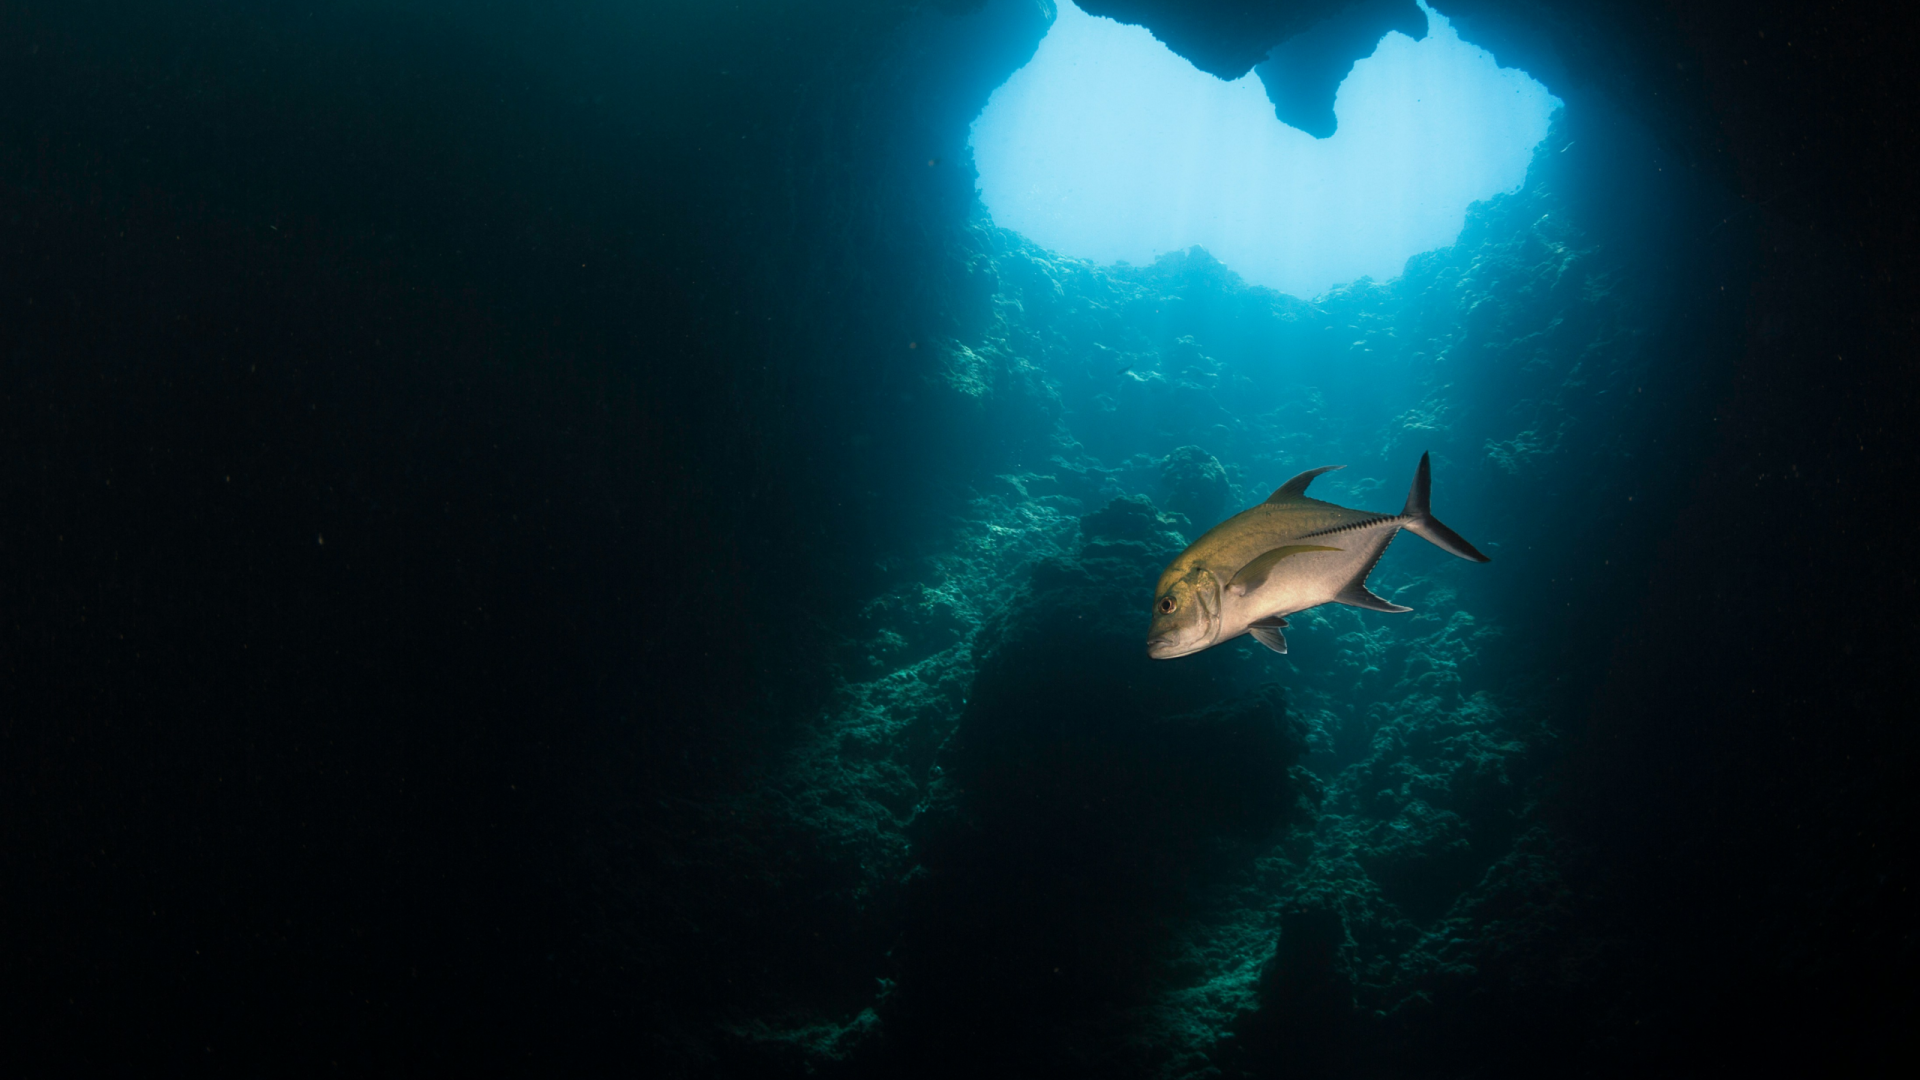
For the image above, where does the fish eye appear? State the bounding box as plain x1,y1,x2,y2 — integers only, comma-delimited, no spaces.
1157,595,1176,614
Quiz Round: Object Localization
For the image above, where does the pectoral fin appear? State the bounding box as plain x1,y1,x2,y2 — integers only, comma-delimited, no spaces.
1248,615,1289,654
1228,545,1341,596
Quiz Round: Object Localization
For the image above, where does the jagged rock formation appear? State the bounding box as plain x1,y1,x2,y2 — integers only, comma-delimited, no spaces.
1253,0,1430,138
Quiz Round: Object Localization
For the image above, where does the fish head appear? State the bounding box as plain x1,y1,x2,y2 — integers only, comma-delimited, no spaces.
1146,567,1222,659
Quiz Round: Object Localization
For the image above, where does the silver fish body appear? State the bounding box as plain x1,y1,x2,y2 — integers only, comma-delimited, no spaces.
1146,453,1489,659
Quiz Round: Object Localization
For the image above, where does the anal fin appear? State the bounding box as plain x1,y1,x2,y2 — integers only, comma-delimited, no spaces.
1334,529,1413,614
1336,580,1411,613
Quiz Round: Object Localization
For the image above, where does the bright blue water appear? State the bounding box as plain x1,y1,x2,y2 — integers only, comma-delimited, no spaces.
969,0,1560,299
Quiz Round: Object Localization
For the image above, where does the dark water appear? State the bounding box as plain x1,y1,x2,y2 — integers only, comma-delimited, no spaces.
3,1,1915,1076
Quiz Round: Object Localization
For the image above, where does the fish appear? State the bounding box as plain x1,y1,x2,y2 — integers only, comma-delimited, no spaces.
1146,453,1489,659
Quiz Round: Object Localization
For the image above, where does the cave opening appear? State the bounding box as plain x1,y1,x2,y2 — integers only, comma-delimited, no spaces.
970,0,1561,299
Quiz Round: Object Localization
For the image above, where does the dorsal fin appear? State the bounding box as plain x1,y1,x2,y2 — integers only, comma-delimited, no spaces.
1266,465,1344,504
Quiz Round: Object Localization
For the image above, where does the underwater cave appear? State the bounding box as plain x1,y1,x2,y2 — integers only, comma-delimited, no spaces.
4,0,1917,1076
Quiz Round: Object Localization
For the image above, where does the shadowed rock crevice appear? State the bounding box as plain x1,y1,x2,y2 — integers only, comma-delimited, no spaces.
878,511,1316,1076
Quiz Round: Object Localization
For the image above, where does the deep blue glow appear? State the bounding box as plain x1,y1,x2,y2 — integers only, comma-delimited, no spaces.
970,1,1561,299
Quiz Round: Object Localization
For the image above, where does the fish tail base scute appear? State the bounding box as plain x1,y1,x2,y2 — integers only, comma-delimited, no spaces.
1401,452,1491,563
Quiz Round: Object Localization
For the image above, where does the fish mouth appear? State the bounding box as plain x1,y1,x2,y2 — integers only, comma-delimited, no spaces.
1145,636,1176,659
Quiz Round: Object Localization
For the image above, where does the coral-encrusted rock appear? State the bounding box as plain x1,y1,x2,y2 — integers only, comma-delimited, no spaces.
1078,492,1192,550
1160,445,1232,533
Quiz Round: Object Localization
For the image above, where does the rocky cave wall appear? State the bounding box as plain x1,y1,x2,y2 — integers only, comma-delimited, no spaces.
5,0,1914,1074
693,95,1742,1077
575,0,1913,1074
587,0,1917,1074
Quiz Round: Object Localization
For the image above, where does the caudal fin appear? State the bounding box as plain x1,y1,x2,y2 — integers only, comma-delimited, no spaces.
1401,452,1491,563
